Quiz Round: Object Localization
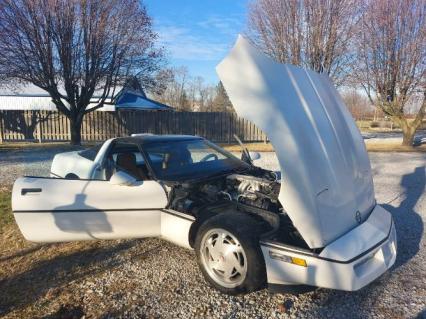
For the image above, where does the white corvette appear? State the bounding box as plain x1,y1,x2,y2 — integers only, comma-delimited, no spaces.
12,36,396,295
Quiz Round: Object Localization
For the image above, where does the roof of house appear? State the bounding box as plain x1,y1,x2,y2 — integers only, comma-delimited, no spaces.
114,90,172,111
0,83,119,98
0,82,173,111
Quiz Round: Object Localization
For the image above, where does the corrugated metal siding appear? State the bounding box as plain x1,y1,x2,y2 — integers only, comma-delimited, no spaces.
0,96,115,111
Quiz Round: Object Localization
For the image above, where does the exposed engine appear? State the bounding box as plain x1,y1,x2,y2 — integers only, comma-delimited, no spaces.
168,171,281,215
223,174,280,209
167,170,309,249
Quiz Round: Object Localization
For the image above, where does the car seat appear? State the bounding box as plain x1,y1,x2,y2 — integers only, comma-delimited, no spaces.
164,148,193,171
116,153,146,180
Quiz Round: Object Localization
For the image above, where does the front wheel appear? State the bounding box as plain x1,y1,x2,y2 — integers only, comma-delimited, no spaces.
195,213,267,295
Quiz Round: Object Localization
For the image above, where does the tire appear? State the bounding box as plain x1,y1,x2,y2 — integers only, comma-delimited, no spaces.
194,212,267,295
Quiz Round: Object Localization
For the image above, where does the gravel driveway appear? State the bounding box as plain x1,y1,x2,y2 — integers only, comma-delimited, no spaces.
0,147,425,318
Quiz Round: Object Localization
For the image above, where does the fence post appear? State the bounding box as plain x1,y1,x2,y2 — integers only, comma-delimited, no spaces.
0,112,3,143
227,114,231,144
36,112,42,143
0,110,270,144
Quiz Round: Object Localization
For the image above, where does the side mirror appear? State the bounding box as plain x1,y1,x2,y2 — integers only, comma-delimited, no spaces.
109,171,138,186
248,151,261,161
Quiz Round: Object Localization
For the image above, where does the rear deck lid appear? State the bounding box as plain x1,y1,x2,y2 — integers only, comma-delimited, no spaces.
217,36,375,248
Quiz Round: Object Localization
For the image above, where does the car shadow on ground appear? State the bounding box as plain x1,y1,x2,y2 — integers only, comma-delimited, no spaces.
355,165,425,318
0,240,136,317
298,165,425,318
0,244,51,262
382,165,425,269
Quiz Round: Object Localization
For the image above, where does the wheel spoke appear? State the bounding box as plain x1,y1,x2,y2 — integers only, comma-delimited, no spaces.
228,244,242,254
206,239,220,260
232,257,244,275
210,260,225,272
223,260,235,279
214,235,226,253
226,252,244,276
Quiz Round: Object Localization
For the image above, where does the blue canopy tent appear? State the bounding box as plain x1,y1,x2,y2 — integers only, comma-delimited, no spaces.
114,89,173,111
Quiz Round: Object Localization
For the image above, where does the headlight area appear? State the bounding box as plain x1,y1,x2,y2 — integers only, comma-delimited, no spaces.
269,251,307,267
260,205,397,292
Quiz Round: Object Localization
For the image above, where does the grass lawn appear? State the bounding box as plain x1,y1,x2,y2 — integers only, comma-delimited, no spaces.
0,190,12,232
221,142,426,153
364,142,426,152
0,188,123,318
0,142,96,151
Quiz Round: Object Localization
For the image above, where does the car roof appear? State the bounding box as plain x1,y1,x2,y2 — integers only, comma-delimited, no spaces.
114,134,203,145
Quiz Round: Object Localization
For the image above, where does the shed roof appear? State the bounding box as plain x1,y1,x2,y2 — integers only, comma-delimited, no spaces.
0,83,172,111
114,90,172,111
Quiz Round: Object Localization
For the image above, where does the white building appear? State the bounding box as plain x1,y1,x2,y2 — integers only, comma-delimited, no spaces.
0,83,172,112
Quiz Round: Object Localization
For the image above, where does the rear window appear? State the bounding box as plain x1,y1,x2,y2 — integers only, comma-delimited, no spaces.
79,145,101,161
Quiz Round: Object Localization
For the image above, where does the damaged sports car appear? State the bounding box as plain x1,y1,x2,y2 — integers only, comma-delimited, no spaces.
12,36,397,295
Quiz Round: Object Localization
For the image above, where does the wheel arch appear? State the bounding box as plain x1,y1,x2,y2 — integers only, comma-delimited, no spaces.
188,207,273,248
188,210,219,248
65,173,79,180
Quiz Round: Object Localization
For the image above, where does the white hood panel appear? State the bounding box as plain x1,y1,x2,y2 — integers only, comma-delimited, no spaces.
217,36,375,248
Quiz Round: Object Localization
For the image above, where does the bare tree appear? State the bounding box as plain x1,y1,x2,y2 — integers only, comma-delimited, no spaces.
0,0,164,144
341,89,374,120
152,67,191,111
151,67,213,111
354,0,425,146
193,76,207,111
246,0,360,86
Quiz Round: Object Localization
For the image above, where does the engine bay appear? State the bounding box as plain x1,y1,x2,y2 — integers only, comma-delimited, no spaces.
168,169,280,213
166,168,309,249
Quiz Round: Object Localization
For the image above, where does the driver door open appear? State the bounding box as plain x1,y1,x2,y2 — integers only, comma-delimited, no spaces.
12,141,167,243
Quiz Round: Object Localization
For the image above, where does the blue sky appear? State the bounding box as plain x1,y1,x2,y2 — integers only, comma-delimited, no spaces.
144,0,248,84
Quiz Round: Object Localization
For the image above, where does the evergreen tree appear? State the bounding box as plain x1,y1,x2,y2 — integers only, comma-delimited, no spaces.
212,81,233,112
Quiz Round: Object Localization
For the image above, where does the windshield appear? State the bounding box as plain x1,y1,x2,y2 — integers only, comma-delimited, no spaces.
143,139,248,181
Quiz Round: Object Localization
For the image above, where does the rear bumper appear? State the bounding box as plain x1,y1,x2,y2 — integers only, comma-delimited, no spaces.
261,205,397,291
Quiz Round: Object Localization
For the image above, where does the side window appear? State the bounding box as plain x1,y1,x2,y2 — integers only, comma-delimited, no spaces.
103,142,149,181
79,144,102,161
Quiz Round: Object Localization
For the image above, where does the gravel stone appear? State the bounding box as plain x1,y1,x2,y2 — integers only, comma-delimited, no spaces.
0,147,425,318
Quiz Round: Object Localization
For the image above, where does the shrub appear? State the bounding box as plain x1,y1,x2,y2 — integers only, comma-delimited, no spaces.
370,121,380,128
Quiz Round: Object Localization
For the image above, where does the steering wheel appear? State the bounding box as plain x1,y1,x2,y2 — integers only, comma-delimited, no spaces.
200,153,218,162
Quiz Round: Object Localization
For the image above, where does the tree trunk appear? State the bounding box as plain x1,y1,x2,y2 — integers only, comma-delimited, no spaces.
401,124,416,147
23,126,36,140
69,115,83,145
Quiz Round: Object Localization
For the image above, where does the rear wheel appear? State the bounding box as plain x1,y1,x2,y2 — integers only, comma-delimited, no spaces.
195,213,266,295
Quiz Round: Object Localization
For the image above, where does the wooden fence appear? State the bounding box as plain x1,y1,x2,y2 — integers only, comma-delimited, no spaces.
0,110,268,143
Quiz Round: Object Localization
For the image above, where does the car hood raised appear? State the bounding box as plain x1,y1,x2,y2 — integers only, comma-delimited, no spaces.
217,36,375,248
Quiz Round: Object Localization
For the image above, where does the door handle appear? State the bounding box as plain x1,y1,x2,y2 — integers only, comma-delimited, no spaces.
21,188,42,195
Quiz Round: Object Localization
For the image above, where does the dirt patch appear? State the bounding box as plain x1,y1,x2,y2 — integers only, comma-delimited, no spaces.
0,223,135,317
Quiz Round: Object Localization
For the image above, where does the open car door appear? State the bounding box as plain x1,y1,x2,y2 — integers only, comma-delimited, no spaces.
12,176,167,242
